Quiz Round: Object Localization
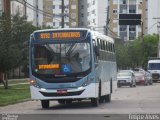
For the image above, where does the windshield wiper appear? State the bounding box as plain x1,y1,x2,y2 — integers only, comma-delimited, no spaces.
66,43,76,56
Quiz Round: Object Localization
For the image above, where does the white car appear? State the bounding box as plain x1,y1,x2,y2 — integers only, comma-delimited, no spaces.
117,70,136,88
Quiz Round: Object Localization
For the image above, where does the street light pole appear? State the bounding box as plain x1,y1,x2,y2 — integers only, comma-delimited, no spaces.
153,17,160,57
158,22,160,57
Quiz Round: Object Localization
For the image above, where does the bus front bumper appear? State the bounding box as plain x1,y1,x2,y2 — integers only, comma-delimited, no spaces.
30,83,98,100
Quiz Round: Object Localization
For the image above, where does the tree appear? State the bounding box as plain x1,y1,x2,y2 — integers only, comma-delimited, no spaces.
115,34,158,70
0,14,39,89
115,39,130,69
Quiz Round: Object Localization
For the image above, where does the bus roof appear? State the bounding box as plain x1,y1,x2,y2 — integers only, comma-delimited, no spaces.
148,59,160,63
91,31,114,43
33,28,90,33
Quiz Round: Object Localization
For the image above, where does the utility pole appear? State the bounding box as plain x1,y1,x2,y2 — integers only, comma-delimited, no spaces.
61,0,64,28
153,17,160,57
23,0,27,19
158,21,160,57
3,0,10,15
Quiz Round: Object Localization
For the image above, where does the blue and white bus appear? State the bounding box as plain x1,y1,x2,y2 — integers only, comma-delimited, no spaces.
29,28,117,108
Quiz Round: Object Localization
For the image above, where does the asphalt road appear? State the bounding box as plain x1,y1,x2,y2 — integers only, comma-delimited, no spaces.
1,83,160,120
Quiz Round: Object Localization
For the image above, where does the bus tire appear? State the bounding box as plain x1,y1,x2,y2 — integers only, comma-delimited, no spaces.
104,94,111,103
41,100,49,109
91,98,99,107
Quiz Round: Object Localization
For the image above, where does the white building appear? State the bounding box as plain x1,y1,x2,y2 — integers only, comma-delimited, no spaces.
87,0,108,34
11,0,25,16
147,0,160,34
25,0,43,27
52,0,69,28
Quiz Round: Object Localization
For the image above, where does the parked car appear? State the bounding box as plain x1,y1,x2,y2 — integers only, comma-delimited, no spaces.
134,71,148,85
117,70,136,88
133,68,146,74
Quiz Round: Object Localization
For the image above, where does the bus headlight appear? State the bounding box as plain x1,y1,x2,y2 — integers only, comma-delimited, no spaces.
82,77,94,87
30,80,36,86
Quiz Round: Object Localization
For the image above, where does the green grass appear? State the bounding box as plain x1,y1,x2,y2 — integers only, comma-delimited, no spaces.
0,84,30,106
8,79,29,84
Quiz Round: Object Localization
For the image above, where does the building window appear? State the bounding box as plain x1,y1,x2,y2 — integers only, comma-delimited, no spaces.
120,0,127,4
92,10,95,14
92,0,95,5
81,13,84,18
59,22,62,26
129,9,136,13
120,25,127,32
129,26,136,31
113,9,117,14
81,5,84,9
53,5,55,9
81,22,84,26
59,5,62,9
120,5,127,13
93,19,95,23
53,22,55,26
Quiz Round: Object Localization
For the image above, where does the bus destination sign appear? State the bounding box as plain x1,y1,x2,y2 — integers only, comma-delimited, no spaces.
38,31,81,40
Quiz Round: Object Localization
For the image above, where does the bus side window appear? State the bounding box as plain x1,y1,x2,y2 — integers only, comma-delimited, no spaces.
93,39,98,67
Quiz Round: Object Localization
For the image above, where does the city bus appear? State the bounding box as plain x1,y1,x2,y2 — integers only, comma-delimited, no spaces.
29,28,117,108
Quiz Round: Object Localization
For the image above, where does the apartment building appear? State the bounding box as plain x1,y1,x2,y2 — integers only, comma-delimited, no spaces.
76,0,109,34
26,0,43,27
11,0,25,17
43,0,53,27
147,0,160,34
69,0,79,27
78,0,88,27
108,0,148,41
52,0,69,28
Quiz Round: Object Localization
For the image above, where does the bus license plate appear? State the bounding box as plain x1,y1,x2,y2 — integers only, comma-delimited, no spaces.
57,89,67,94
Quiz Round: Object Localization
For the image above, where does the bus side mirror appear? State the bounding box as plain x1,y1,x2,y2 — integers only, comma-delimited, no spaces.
95,46,100,56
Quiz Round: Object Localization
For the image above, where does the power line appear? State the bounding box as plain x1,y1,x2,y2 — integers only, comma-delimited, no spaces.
14,0,106,32
15,0,61,22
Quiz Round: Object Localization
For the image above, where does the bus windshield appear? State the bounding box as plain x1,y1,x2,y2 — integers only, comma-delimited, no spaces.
148,63,160,70
32,42,91,77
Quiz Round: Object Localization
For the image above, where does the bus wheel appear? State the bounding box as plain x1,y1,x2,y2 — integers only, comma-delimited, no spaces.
91,98,99,107
104,94,111,103
57,100,65,104
41,100,49,109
